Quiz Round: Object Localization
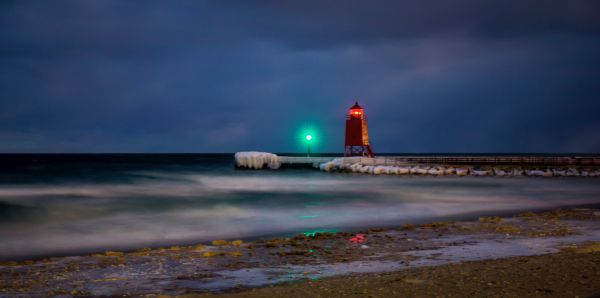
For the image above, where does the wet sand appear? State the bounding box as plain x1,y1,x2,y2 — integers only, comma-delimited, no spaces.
194,245,600,298
1,208,599,297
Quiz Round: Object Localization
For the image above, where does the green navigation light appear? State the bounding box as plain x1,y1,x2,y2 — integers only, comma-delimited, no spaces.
305,134,313,141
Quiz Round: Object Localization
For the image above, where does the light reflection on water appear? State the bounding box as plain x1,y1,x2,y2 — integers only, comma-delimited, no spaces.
1,170,600,260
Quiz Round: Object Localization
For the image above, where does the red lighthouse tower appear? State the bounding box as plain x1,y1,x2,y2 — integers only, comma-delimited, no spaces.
345,101,375,157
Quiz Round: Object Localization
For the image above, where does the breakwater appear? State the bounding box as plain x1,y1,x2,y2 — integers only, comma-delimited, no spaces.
234,152,600,177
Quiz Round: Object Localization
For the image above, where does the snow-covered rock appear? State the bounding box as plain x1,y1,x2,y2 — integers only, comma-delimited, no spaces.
358,165,373,174
493,168,508,176
427,167,442,175
456,168,469,176
526,169,542,176
319,158,345,172
525,169,552,176
312,156,599,178
397,167,410,175
471,169,491,176
513,169,524,176
552,169,567,176
350,163,362,172
444,167,456,175
373,166,387,175
414,167,429,175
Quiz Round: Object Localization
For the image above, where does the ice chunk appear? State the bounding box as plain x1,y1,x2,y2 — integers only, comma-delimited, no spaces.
234,152,281,169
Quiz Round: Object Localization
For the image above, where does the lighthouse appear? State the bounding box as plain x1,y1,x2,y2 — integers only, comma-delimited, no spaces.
345,101,375,157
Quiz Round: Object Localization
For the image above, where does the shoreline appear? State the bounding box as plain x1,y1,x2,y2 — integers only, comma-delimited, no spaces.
1,208,600,297
194,247,600,298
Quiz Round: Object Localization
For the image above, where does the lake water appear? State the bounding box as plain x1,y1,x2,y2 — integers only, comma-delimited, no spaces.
1,154,599,260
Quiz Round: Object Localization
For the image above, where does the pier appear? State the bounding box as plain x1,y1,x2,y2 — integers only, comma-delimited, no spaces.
277,155,600,168
235,152,600,170
341,155,600,166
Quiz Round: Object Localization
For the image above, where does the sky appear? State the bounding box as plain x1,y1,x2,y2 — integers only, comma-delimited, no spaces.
1,0,599,153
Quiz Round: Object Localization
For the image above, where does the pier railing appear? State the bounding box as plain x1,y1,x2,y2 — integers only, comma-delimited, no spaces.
352,156,600,166
269,155,600,169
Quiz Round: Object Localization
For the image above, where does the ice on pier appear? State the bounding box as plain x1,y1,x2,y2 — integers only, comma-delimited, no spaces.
234,152,600,178
234,152,281,169
317,157,600,178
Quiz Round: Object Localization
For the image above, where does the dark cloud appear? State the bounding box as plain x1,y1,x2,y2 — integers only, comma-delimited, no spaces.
0,0,599,152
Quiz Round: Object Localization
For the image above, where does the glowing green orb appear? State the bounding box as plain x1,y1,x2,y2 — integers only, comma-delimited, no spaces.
305,134,313,141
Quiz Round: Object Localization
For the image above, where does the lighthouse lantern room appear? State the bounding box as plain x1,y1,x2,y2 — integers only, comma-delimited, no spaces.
344,101,375,157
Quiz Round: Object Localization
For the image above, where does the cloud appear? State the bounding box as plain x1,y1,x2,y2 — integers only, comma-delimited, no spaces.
0,1,599,152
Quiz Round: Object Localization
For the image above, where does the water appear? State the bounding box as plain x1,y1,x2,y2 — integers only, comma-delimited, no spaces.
1,154,599,260
198,228,600,292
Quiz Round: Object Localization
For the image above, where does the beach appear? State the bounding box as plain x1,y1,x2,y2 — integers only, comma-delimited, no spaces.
2,208,599,297
194,245,600,298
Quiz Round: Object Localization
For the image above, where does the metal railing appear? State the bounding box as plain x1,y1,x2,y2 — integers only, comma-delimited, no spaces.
344,156,600,166
278,156,337,164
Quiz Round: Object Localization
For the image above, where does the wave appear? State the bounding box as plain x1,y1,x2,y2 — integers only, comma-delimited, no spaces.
1,172,600,260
